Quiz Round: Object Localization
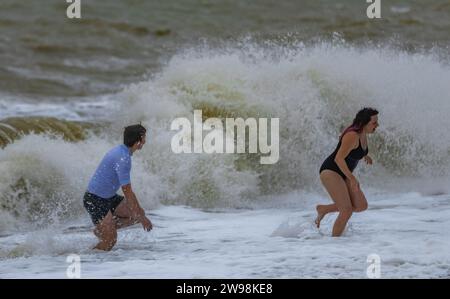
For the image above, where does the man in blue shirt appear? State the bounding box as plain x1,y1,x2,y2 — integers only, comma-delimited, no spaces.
83,124,152,251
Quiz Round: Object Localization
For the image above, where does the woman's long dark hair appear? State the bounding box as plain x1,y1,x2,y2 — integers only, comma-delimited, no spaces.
340,107,378,139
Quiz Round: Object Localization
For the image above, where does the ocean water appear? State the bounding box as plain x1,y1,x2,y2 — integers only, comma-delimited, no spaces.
1,192,450,278
1,0,450,278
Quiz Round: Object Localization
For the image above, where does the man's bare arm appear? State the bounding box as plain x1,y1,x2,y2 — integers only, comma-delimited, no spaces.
121,184,145,221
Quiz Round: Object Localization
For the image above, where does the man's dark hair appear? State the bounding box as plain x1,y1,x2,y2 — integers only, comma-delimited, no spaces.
124,124,146,147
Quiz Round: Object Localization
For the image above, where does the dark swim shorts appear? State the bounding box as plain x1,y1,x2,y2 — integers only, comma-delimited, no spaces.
83,192,124,225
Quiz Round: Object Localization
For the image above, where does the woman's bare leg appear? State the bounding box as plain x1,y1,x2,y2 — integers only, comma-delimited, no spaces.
319,170,353,236
345,178,368,212
315,176,369,227
315,203,338,228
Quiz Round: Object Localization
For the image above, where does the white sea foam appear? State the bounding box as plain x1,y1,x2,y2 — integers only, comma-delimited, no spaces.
2,42,450,226
0,191,449,278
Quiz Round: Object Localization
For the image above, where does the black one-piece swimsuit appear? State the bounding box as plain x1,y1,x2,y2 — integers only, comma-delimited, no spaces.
319,135,368,180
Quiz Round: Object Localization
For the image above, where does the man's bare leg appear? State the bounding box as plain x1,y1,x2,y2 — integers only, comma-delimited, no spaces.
93,211,117,251
114,216,139,229
113,199,141,229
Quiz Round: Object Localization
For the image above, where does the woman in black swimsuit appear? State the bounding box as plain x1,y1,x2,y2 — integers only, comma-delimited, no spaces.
316,108,379,236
